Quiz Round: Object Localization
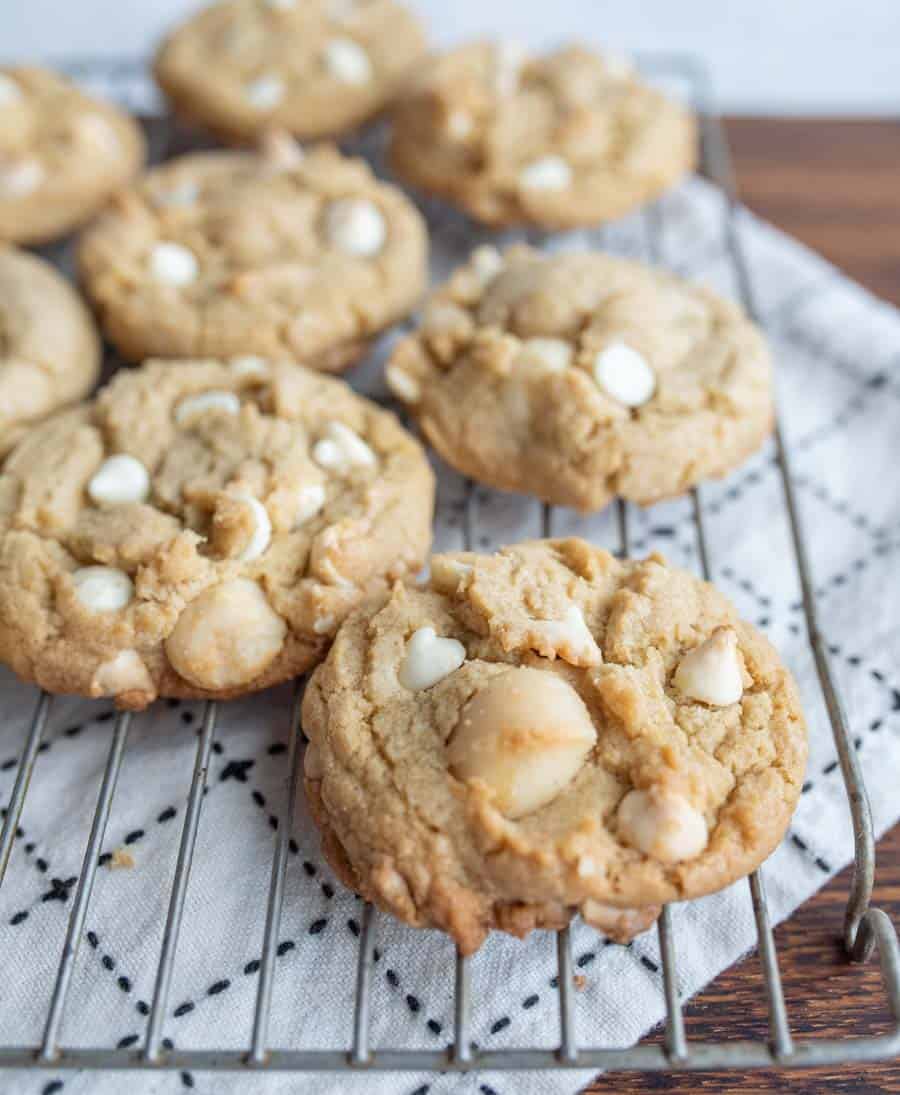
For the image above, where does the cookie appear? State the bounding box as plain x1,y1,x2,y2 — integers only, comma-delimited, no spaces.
387,246,774,510
0,358,434,709
0,66,145,245
0,246,101,457
78,137,428,370
154,0,426,143
302,539,806,954
389,42,696,228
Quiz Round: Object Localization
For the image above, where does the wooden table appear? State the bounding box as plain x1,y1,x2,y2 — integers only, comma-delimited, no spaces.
586,118,900,1094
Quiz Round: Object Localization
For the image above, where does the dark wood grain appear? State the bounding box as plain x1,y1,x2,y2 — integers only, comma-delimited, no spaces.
584,118,900,1094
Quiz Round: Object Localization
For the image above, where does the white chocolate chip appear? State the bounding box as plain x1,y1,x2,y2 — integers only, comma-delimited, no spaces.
579,900,658,944
470,244,504,286
313,614,335,635
175,390,241,426
398,626,466,691
323,37,372,85
532,604,602,667
229,355,270,380
294,483,326,526
493,40,528,96
385,365,421,404
519,155,572,191
593,342,656,407
155,179,199,208
165,578,286,690
72,566,134,613
325,197,386,256
518,337,573,372
430,557,473,592
674,627,743,707
88,454,151,506
246,73,285,109
313,421,376,473
617,788,708,863
446,110,473,140
149,242,199,287
233,493,272,562
447,668,596,819
90,650,154,699
0,74,23,106
0,158,44,198
264,0,295,8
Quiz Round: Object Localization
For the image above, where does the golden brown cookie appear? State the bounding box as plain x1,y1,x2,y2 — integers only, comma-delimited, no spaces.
302,539,807,954
0,246,101,457
155,0,426,143
78,137,428,369
0,66,145,245
387,246,774,510
0,358,434,708
390,42,696,228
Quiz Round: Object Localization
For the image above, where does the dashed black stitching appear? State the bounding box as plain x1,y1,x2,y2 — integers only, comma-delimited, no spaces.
173,1001,194,1018
208,979,230,996
277,939,295,956
157,806,177,823
117,1033,139,1049
118,975,131,993
181,1072,195,1089
309,917,328,935
87,930,99,948
427,1018,442,1035
302,861,316,877
321,882,334,898
244,959,261,975
386,968,399,988
102,955,116,971
136,1001,150,1016
268,742,287,756
347,918,360,937
9,910,27,925
577,952,596,968
42,1082,64,1095
252,790,265,807
522,994,539,1009
124,829,144,844
406,994,420,1013
490,1016,511,1035
410,1085,429,1095
640,956,659,973
219,759,254,783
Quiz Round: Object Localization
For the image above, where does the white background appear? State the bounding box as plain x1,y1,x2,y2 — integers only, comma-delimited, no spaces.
1,0,899,115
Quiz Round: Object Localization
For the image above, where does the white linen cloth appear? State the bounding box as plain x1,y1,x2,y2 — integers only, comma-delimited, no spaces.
1,76,899,1095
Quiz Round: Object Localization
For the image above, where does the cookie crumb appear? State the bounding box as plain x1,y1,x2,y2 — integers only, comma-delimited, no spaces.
110,847,135,870
574,974,586,991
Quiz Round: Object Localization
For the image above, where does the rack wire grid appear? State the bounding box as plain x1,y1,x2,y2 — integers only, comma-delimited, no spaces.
0,51,898,1083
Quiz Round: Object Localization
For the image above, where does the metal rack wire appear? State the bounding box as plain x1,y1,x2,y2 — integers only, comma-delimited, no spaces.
0,53,898,1080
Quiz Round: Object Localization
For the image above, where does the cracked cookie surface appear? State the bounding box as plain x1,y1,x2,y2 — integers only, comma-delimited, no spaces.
389,42,695,228
0,358,434,708
0,246,101,457
387,246,774,510
0,66,145,245
155,0,426,143
302,538,806,954
78,138,428,369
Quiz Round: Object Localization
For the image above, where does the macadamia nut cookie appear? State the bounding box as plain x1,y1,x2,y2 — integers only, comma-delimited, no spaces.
0,358,434,708
387,246,774,510
389,42,695,228
155,0,426,143
302,539,806,954
0,66,145,245
0,246,101,457
78,137,428,369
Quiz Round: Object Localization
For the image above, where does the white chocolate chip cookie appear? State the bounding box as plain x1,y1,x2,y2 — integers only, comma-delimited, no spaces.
302,539,806,953
388,246,774,510
0,66,145,245
154,0,426,143
390,42,695,228
78,138,428,370
0,246,101,456
0,358,434,708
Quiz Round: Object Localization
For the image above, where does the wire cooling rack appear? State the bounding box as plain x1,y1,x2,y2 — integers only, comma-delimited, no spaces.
0,52,898,1082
